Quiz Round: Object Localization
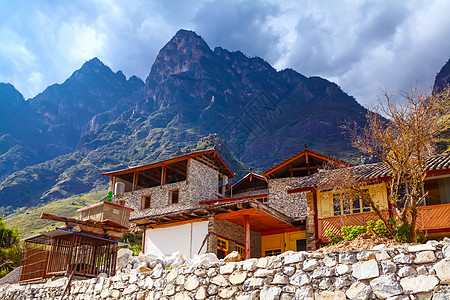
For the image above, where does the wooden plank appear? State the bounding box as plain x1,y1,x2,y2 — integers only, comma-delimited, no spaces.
40,212,130,233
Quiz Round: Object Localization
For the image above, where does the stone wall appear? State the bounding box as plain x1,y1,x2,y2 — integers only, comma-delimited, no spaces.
3,239,450,299
124,159,219,219
211,220,262,258
268,178,307,219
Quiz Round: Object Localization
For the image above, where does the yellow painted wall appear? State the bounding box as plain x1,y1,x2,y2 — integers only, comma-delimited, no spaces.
317,182,389,218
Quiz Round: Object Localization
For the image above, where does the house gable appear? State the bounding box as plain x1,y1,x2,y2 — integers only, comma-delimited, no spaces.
262,148,349,179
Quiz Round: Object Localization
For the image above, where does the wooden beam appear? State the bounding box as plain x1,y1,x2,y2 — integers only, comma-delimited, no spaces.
166,164,187,176
291,166,319,171
244,215,250,259
40,212,130,233
138,171,161,183
195,157,219,171
66,222,123,240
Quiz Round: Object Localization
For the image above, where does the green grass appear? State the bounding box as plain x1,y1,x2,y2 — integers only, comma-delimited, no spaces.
4,189,107,238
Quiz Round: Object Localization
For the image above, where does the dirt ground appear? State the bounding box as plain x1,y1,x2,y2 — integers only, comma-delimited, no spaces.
315,233,405,253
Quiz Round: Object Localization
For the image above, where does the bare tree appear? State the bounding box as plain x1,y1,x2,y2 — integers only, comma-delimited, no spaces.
323,87,449,242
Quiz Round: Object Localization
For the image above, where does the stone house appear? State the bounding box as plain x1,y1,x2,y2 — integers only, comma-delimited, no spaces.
287,152,450,249
102,147,348,258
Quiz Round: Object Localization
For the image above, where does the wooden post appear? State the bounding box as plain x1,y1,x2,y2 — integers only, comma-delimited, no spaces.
132,172,136,195
244,215,250,259
306,153,311,175
161,165,166,188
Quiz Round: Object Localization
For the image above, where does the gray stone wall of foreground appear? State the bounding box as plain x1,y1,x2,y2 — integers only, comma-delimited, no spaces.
2,239,450,299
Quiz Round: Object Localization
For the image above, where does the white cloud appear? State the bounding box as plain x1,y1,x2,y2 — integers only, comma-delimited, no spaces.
0,0,449,106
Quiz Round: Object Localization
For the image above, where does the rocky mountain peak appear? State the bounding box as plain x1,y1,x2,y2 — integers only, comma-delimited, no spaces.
146,29,214,85
434,59,450,93
0,83,24,107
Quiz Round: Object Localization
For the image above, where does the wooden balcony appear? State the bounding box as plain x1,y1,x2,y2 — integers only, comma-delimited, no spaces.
318,211,390,239
318,203,450,240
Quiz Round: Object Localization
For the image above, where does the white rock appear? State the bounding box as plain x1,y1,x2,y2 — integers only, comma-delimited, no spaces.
282,266,295,276
336,264,352,275
271,274,289,285
243,278,265,290
407,244,435,252
289,270,310,286
393,253,413,264
219,262,236,274
314,291,346,300
257,257,269,268
229,271,247,285
372,244,387,250
166,270,178,283
334,274,353,288
284,252,304,265
302,259,319,271
254,269,275,277
294,286,314,300
122,284,138,295
218,287,237,299
370,274,403,299
174,292,193,300
397,266,417,277
414,250,436,264
152,264,163,278
400,275,439,293
163,284,176,296
375,251,391,261
381,260,397,274
346,281,371,300
442,245,450,258
210,274,229,287
243,258,258,271
184,275,200,291
260,286,282,300
323,256,337,267
352,260,379,280
224,251,242,262
434,259,450,283
195,286,207,300
207,284,219,295
339,252,357,264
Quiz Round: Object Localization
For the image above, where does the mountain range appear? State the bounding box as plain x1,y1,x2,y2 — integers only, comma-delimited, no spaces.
0,30,448,214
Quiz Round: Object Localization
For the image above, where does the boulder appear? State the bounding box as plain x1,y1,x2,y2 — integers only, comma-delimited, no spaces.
224,251,242,262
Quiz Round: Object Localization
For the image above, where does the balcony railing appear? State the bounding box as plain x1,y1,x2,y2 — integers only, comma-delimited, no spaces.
318,203,450,240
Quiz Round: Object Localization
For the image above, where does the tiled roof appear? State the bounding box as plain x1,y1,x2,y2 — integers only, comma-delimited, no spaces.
288,152,450,191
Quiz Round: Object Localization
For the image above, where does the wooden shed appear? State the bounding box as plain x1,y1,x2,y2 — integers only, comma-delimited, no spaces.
19,229,125,283
77,201,133,228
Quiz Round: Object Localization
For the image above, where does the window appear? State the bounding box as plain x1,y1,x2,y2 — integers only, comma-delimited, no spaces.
141,195,151,209
169,189,179,205
217,237,228,259
333,191,370,216
236,244,245,259
296,239,307,251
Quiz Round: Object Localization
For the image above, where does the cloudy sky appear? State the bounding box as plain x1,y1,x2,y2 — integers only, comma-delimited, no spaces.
1,0,449,108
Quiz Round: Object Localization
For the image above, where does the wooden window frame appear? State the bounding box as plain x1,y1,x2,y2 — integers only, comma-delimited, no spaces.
141,195,151,209
236,244,245,259
217,237,228,251
333,191,370,216
169,189,179,205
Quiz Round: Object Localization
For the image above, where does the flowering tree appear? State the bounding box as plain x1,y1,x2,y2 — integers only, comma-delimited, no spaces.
323,87,449,242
